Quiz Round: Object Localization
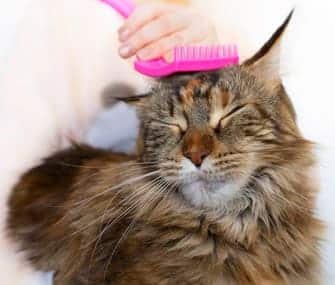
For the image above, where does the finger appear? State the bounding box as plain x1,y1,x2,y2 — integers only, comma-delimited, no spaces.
120,14,188,58
162,34,206,62
137,25,209,61
137,30,188,61
118,3,170,41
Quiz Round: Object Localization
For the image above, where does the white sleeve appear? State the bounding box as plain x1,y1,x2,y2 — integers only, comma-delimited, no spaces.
0,1,144,283
0,0,145,176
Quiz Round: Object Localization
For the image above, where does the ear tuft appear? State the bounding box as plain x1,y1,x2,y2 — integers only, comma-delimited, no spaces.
243,10,294,83
101,82,152,108
116,94,152,107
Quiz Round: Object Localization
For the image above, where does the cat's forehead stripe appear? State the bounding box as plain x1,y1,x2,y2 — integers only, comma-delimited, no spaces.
178,76,215,106
175,75,222,126
207,87,229,128
179,78,202,105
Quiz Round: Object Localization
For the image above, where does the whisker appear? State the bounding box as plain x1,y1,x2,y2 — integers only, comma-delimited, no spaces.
56,160,158,170
72,170,160,207
51,165,157,212
87,177,164,270
56,171,160,240
87,177,163,248
71,165,156,190
248,175,308,212
103,178,171,277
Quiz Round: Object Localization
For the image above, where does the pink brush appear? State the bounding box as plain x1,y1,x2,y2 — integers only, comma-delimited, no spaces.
100,0,239,77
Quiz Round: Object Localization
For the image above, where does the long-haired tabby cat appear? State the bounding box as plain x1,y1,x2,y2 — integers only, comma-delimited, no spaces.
7,12,323,285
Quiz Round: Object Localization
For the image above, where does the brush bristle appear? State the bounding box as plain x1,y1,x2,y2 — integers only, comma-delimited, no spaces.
174,45,238,62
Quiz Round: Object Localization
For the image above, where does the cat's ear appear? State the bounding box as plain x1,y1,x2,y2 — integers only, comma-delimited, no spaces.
243,10,293,83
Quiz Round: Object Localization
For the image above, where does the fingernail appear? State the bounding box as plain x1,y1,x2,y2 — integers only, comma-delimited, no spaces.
119,44,132,57
118,28,130,41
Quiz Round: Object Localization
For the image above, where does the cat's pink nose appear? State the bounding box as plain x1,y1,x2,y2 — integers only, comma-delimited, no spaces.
184,150,210,168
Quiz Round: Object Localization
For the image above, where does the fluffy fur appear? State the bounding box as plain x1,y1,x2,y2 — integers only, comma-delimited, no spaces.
7,13,323,285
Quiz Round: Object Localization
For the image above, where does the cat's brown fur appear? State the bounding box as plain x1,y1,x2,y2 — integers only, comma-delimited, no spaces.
7,12,324,285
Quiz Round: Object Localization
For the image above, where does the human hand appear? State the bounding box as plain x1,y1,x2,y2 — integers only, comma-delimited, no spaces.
117,2,219,62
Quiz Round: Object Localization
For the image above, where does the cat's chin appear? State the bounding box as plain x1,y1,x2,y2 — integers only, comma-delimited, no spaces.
180,177,244,209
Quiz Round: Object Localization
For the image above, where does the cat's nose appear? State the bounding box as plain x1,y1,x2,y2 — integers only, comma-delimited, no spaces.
184,150,210,168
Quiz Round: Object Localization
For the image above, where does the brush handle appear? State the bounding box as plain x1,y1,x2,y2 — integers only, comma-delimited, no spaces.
100,0,135,18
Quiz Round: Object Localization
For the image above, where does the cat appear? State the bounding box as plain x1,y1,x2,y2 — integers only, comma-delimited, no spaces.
7,12,324,285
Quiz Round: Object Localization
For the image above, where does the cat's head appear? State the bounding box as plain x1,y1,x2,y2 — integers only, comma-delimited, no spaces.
121,12,309,210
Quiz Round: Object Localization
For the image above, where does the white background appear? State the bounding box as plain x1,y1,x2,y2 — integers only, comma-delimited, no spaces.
0,0,334,284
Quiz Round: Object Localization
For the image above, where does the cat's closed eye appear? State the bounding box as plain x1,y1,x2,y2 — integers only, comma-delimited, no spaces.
152,119,186,138
170,124,185,138
215,104,248,132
